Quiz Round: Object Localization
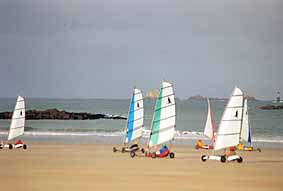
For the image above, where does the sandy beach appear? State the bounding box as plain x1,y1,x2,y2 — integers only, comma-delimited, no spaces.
0,143,282,191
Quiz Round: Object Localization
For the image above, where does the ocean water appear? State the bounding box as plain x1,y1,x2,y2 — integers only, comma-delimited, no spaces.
0,98,282,147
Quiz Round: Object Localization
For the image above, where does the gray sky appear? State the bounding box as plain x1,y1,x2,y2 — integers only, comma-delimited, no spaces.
0,0,282,100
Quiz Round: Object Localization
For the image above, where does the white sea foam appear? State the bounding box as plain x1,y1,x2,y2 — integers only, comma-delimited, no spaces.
0,131,124,137
0,130,282,144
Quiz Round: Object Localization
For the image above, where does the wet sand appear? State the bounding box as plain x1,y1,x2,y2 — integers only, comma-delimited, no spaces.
0,143,282,191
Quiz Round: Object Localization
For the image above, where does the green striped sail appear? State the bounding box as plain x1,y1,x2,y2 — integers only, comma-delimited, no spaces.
148,81,176,148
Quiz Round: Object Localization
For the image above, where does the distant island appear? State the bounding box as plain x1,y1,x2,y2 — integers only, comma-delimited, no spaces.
0,108,127,120
144,89,181,101
144,89,159,99
187,95,256,101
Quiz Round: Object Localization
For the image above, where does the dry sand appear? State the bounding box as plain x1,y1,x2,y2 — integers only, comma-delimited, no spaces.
0,143,282,191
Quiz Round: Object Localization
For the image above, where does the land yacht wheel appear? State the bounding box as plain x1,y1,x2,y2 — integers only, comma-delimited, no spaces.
237,157,243,163
23,144,27,149
130,151,136,158
220,155,226,163
169,152,175,159
113,147,117,152
201,155,207,162
121,147,126,153
9,144,13,150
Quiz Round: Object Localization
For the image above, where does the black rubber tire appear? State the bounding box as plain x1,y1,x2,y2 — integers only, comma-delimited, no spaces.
144,151,148,156
23,144,27,149
121,147,126,153
0,145,3,149
169,152,175,159
9,144,13,150
237,156,243,163
151,152,156,158
130,151,136,158
141,148,145,153
220,155,226,163
201,155,207,162
113,147,117,152
257,148,261,152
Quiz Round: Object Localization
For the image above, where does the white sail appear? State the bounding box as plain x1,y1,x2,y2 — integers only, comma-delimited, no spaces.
203,98,215,141
124,88,144,144
214,87,244,151
148,81,176,148
8,96,25,141
240,99,249,142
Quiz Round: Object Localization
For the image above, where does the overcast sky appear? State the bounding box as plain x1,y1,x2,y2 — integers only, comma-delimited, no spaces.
0,0,282,100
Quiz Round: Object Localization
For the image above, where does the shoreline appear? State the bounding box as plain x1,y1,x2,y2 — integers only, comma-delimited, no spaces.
1,133,283,149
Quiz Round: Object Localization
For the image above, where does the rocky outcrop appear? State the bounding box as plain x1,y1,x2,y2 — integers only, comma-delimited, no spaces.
258,105,283,110
144,89,159,100
0,108,127,120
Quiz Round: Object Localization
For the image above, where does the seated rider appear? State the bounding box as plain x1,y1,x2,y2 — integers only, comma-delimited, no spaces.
159,144,169,154
237,143,253,151
237,143,244,150
225,146,236,157
130,141,139,150
15,139,23,145
197,139,205,148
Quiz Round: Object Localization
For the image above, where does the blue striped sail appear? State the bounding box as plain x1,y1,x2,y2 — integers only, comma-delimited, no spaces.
124,88,144,144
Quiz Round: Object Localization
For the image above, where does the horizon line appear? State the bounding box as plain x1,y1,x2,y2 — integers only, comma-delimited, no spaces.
0,96,270,102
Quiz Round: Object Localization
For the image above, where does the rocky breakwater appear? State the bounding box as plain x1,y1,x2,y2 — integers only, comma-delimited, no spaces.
0,108,127,120
259,105,283,110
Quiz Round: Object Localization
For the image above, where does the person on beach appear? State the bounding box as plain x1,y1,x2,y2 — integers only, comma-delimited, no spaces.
129,141,139,151
237,143,253,151
196,139,205,148
225,146,236,157
156,144,169,155
195,139,213,149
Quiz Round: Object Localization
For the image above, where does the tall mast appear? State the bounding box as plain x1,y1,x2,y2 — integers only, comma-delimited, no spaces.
239,97,245,143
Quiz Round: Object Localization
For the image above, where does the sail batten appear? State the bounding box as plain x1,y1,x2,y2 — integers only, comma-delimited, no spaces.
124,88,144,144
127,116,144,124
214,87,244,151
8,96,25,141
148,81,176,148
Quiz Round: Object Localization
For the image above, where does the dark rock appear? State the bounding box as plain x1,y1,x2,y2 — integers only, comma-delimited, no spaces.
112,115,127,120
0,109,127,120
259,105,283,110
